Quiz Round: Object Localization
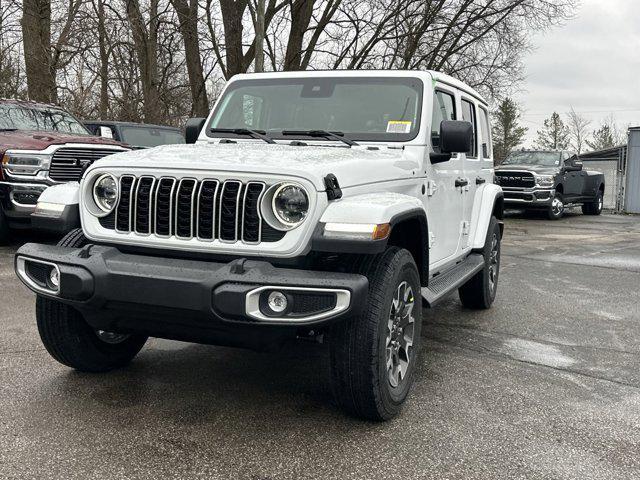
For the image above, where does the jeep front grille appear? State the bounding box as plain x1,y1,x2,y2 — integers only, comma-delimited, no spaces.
49,148,124,182
100,175,285,244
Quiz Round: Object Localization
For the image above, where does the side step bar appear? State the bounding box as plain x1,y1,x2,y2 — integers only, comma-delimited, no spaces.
421,253,484,307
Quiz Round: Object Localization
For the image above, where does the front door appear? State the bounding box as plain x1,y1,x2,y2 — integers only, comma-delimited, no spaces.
425,88,464,266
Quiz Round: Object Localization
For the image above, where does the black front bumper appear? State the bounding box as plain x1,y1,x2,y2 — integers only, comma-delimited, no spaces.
15,243,368,349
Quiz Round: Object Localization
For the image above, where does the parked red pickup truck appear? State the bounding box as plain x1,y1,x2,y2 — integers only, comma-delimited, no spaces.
0,100,128,243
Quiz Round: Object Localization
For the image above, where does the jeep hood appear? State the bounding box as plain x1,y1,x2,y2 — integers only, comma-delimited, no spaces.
88,143,413,190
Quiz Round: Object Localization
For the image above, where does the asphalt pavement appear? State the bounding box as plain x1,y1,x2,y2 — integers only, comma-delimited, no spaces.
1,210,639,480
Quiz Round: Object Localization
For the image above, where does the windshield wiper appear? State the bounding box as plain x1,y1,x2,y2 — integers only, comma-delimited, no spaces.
281,130,358,147
210,127,275,144
0,128,17,132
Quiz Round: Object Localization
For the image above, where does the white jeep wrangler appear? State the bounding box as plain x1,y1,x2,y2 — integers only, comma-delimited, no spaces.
15,71,503,421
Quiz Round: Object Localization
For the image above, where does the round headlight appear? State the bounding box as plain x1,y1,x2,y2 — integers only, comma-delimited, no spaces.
272,183,309,227
92,174,119,214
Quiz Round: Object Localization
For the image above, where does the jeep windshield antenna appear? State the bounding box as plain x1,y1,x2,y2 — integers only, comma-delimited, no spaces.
210,128,276,144
281,130,359,147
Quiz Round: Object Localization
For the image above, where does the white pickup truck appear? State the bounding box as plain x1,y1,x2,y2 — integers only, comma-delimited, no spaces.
15,70,504,420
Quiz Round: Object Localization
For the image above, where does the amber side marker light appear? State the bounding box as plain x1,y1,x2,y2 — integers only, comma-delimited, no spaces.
323,222,391,241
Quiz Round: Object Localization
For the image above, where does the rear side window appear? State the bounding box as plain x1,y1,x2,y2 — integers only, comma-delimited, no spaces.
479,107,492,160
431,90,456,153
461,99,477,158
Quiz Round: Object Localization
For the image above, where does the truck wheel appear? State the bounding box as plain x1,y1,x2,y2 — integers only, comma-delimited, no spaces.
459,216,501,310
0,207,10,245
329,248,422,421
548,193,565,220
35,227,147,372
582,191,603,216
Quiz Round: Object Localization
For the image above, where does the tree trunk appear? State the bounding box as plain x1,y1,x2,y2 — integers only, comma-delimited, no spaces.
283,0,314,71
254,0,266,72
170,0,210,116
219,0,249,78
125,0,162,123
96,0,109,118
21,0,57,103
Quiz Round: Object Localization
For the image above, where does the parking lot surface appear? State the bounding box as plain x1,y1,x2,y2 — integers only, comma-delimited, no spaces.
1,212,640,480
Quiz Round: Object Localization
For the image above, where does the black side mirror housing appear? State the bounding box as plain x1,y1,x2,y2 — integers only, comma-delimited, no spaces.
430,120,473,164
185,117,207,144
563,156,583,172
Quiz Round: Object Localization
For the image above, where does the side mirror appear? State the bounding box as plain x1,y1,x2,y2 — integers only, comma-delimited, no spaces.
563,156,583,171
430,120,473,164
98,126,114,139
185,117,207,144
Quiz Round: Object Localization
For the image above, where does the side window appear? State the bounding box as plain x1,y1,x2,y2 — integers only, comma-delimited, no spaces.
479,107,492,160
461,99,478,158
431,90,456,153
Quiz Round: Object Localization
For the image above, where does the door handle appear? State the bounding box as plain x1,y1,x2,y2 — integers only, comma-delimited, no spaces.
455,178,469,188
475,177,486,185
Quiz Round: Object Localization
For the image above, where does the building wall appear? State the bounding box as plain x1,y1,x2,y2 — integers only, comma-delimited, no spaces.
626,128,640,214
583,159,619,209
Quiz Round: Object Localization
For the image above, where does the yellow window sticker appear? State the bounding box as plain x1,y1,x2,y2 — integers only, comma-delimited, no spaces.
386,121,412,134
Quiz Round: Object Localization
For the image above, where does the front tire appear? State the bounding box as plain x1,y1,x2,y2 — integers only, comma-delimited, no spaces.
330,248,422,421
459,216,501,309
36,228,147,372
582,191,603,215
548,193,565,220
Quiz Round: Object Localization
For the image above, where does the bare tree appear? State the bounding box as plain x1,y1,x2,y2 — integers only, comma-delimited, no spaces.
125,0,163,123
170,0,209,115
566,107,591,154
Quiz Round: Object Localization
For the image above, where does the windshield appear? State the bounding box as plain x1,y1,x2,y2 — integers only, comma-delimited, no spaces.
120,126,185,147
502,151,561,166
0,103,89,135
208,77,423,142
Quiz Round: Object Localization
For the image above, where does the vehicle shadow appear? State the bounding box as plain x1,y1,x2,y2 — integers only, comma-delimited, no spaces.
504,208,582,221
21,316,444,428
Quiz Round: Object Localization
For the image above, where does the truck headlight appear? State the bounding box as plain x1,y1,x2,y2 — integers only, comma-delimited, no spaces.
92,174,119,214
535,175,554,187
2,152,52,176
271,183,309,228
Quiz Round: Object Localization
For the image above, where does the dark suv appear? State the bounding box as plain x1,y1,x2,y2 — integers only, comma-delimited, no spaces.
0,100,127,243
495,150,605,219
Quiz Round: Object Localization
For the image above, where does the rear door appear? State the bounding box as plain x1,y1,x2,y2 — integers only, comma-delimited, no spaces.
460,97,480,251
426,87,464,266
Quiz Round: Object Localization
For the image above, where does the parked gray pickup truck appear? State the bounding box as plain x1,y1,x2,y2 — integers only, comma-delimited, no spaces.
495,150,605,219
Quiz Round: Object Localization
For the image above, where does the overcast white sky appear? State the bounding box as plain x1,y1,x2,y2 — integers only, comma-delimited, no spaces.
516,0,640,146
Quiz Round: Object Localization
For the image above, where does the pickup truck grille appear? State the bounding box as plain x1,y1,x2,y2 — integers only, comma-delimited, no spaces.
100,175,285,244
49,148,124,182
495,171,535,189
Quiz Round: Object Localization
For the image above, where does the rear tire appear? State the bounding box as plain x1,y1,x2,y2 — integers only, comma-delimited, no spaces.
36,227,147,372
582,191,603,216
330,248,422,421
459,216,501,310
548,193,565,220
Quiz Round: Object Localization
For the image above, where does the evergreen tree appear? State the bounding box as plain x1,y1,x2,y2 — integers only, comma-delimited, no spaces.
492,98,528,164
587,125,616,151
535,112,570,150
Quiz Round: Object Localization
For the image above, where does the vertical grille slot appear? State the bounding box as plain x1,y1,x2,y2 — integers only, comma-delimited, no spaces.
154,178,176,237
116,176,135,232
134,177,156,234
175,179,197,238
242,182,265,243
196,180,219,240
218,181,242,242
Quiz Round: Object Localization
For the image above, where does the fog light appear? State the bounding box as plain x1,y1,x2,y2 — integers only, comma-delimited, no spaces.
49,268,60,289
267,291,288,313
